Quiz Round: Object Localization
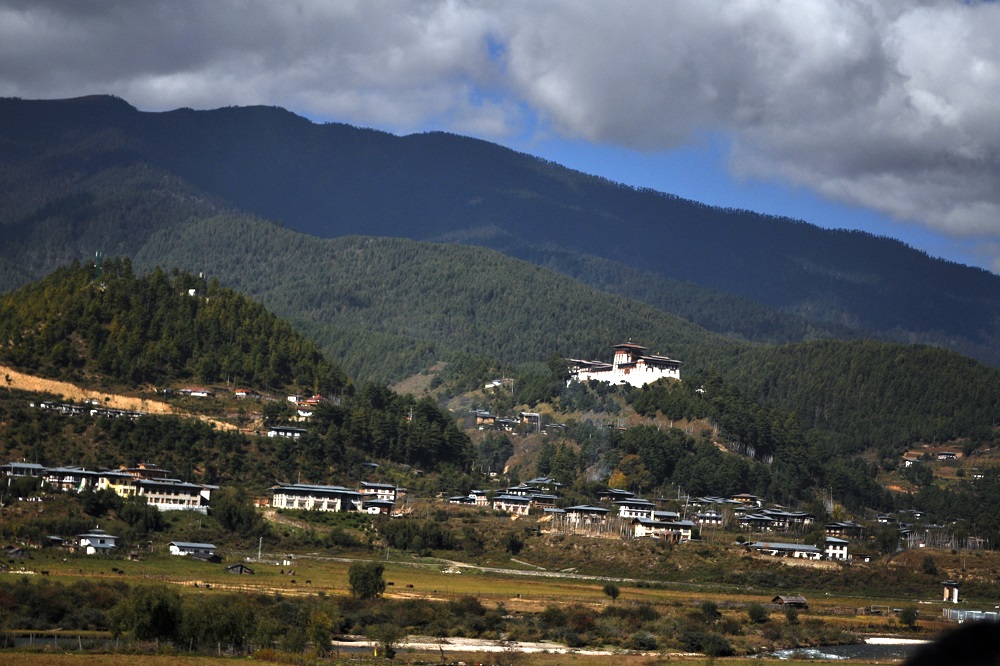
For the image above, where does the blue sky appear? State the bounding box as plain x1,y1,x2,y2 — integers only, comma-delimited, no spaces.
2,1,998,273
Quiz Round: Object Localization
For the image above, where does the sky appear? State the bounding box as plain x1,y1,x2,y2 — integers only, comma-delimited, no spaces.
2,1,999,273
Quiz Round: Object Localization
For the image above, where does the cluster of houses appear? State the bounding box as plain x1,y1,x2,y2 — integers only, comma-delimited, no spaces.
471,410,565,435
447,484,870,561
1,461,214,513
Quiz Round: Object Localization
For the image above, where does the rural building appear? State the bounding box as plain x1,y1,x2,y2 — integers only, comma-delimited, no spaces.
168,541,217,557
492,494,532,516
747,541,822,560
564,505,610,526
359,481,397,502
77,528,119,555
566,342,681,387
362,499,395,515
137,478,209,513
771,595,809,609
270,483,362,512
824,537,850,561
615,498,657,519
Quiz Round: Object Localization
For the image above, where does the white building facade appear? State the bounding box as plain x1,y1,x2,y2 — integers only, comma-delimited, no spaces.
567,343,681,388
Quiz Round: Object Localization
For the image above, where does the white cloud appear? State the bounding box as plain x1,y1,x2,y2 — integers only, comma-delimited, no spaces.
1,0,998,254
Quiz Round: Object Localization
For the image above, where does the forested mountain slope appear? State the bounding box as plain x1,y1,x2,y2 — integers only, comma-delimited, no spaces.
1,95,998,366
131,215,736,383
0,259,349,394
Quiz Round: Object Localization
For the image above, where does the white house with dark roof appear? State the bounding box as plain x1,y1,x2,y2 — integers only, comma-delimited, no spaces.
1,462,46,478
748,541,822,560
77,528,118,555
615,498,657,519
824,537,850,561
492,494,532,516
566,342,681,387
168,541,217,557
564,505,610,525
137,478,208,513
270,483,362,512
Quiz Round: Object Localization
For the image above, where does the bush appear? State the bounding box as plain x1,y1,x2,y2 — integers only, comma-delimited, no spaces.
348,561,386,600
747,602,769,624
627,630,658,650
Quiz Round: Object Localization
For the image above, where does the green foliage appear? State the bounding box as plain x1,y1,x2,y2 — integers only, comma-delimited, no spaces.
348,560,387,600
210,486,265,537
602,583,620,602
111,584,182,641
922,555,938,576
118,494,165,534
746,602,769,624
899,606,919,629
0,259,349,394
503,530,525,556
379,518,456,554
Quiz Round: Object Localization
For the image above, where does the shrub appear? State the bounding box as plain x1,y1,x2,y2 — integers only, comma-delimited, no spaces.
348,561,386,600
747,602,769,624
627,630,658,650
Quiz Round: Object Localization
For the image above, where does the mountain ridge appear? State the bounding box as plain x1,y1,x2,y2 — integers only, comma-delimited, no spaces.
1,95,998,366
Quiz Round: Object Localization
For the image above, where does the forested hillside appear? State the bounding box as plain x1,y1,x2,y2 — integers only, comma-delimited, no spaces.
0,258,348,394
130,215,743,380
2,95,999,367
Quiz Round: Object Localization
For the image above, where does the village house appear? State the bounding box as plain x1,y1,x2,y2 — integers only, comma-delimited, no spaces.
76,528,118,555
631,518,696,541
168,541,217,557
564,505,610,526
615,498,657,519
737,513,774,531
695,510,724,526
597,488,635,502
137,478,209,513
530,494,558,510
0,462,46,478
761,509,815,530
270,483,362,512
42,466,98,492
747,541,822,560
772,595,809,609
824,536,850,561
566,342,681,387
362,498,395,515
492,494,532,516
825,521,863,538
359,481,397,503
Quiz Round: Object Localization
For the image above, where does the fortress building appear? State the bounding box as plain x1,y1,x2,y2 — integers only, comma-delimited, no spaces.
566,342,681,388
